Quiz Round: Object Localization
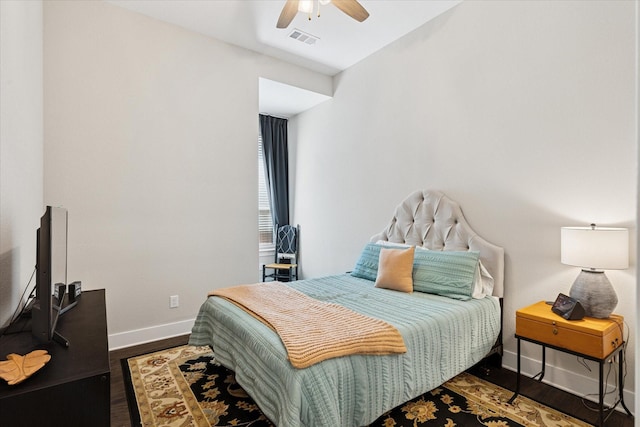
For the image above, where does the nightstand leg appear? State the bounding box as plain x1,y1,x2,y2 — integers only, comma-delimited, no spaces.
508,338,521,404
618,348,632,416
599,361,604,427
532,346,546,381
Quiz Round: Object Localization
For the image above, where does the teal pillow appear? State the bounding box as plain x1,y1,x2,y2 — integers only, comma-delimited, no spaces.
351,243,383,281
412,250,480,300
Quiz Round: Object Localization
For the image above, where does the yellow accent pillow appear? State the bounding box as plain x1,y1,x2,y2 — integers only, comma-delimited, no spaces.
375,246,415,293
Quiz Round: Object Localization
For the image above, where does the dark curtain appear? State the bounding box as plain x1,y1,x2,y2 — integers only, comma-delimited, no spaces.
259,114,289,227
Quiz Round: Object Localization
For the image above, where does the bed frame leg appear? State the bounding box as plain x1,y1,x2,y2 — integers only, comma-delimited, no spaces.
473,351,503,376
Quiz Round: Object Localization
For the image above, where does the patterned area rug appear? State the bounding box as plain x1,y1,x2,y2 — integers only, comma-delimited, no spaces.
123,345,592,427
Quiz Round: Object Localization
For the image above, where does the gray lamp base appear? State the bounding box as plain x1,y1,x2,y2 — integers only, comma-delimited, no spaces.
568,269,618,318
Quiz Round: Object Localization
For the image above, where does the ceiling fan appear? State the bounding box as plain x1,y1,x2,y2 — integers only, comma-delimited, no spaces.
277,0,370,29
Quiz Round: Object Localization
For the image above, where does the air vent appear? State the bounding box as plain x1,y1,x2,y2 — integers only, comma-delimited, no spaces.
288,28,319,45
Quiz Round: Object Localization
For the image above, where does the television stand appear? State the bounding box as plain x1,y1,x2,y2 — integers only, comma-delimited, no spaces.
51,330,70,347
57,299,77,315
0,289,110,426
49,299,78,348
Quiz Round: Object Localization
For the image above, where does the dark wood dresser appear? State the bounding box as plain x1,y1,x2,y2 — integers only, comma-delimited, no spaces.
0,289,110,426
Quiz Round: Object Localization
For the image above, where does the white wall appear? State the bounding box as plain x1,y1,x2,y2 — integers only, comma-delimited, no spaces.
637,2,640,422
292,0,637,408
0,1,44,328
42,0,331,347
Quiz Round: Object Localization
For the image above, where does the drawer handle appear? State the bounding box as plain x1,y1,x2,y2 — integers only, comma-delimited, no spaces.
552,328,558,335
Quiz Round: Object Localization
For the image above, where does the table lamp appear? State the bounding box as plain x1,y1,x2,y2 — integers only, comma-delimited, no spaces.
560,224,629,318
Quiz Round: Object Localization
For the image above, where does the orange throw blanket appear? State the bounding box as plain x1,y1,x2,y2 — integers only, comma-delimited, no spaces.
208,282,407,368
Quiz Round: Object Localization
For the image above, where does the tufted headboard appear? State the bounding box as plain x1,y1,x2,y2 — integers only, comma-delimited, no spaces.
370,190,505,297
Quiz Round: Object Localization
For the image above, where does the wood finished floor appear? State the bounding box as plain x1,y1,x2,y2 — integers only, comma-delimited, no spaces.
110,336,634,427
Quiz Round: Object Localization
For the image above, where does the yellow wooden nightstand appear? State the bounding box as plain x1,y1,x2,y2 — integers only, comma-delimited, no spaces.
509,301,631,426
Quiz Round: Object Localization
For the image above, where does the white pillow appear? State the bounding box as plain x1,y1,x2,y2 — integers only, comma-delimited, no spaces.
472,261,494,299
375,240,412,248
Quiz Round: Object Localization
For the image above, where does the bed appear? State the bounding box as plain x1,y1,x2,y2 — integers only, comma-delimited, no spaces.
189,189,504,427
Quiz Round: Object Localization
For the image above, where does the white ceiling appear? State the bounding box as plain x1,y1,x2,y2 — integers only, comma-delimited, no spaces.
105,0,461,116
259,77,332,118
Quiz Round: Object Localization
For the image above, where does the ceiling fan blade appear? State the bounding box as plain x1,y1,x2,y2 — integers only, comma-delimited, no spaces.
332,0,370,22
277,0,299,29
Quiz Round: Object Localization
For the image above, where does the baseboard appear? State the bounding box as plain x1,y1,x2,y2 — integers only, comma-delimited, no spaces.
108,318,195,350
502,349,635,415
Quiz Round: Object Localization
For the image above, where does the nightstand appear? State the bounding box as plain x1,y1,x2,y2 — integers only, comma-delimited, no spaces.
508,301,632,426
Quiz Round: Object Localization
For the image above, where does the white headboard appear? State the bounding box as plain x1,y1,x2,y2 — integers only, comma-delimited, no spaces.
370,190,505,297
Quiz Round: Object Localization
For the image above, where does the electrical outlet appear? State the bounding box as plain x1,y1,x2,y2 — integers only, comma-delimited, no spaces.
170,295,179,308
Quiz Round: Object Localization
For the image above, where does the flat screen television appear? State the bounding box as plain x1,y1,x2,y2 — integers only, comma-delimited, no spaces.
31,206,76,346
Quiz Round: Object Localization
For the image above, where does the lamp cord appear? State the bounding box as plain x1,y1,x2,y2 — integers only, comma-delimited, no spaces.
578,320,629,413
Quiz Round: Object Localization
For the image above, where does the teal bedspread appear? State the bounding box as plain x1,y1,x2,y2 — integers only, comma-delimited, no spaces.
189,274,501,427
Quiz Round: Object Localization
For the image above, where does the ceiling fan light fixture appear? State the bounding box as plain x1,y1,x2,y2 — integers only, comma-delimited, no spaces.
298,0,313,14
277,0,368,29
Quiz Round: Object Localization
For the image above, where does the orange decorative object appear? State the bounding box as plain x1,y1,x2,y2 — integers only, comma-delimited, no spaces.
0,350,51,385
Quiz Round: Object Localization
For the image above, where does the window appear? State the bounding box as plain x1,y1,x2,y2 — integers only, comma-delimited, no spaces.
258,134,274,250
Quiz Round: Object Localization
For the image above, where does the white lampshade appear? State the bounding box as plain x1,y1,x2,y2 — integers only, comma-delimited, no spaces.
561,226,629,270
